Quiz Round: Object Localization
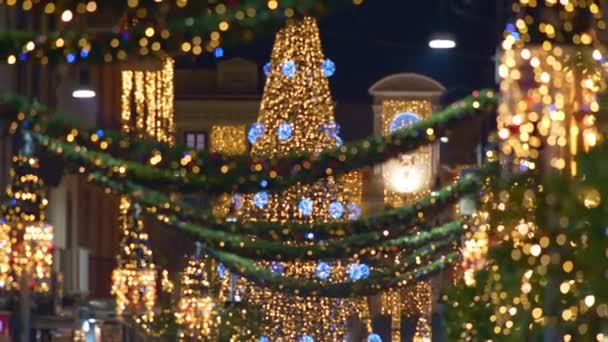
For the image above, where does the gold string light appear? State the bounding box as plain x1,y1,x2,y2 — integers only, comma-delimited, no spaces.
111,198,156,316
221,17,370,341
0,220,11,290
497,0,605,176
113,56,175,318
379,98,435,340
210,125,247,155
121,58,175,144
22,224,54,292
175,255,219,340
381,100,433,207
4,144,53,293
460,209,490,287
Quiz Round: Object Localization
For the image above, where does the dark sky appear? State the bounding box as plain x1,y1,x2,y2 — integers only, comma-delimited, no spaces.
179,0,506,139
217,0,503,101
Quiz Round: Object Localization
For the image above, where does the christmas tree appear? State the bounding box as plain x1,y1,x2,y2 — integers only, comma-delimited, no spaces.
225,17,369,341
445,1,608,340
111,198,157,316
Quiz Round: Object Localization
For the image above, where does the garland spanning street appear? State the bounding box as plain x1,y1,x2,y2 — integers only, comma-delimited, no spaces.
0,89,497,194
0,1,606,340
0,0,354,64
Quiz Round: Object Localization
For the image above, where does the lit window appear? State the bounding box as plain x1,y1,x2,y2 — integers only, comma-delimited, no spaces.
185,132,206,150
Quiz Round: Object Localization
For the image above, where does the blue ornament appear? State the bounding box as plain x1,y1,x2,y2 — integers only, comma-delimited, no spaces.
253,192,269,209
277,122,293,141
19,52,28,62
281,59,297,78
324,121,340,138
217,263,227,279
367,333,382,342
328,201,345,219
214,47,224,58
348,263,363,281
299,335,314,342
389,112,420,134
248,122,265,144
298,198,313,216
80,49,89,58
315,262,331,280
96,129,105,138
359,264,370,279
347,203,361,220
231,193,244,210
263,62,272,76
259,337,270,342
335,136,343,147
66,53,76,63
321,59,336,77
269,261,285,275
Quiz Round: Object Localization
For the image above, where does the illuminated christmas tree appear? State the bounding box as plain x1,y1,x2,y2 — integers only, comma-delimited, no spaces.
0,219,11,290
224,17,369,341
112,57,175,317
175,246,218,341
3,131,53,293
111,198,156,316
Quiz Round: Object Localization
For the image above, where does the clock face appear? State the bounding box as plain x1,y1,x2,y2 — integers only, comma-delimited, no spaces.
384,111,430,194
389,112,420,134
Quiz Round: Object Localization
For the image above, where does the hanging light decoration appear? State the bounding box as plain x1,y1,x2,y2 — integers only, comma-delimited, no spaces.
378,94,437,341
221,17,369,341
23,223,54,292
175,247,218,340
111,198,157,316
111,56,175,318
3,131,53,293
0,220,12,290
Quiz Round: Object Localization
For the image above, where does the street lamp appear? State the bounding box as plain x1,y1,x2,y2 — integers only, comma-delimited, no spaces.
429,33,457,49
429,0,456,49
72,69,96,99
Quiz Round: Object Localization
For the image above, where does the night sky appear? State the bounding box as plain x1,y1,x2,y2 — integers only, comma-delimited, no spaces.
226,0,504,98
179,0,507,139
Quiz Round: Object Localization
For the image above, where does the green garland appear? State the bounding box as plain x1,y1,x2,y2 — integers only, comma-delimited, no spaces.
0,1,352,65
157,217,463,261
208,242,460,297
39,130,490,242
444,146,608,340
15,89,497,194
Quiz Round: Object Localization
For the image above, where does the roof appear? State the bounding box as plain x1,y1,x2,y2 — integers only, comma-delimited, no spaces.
368,73,446,98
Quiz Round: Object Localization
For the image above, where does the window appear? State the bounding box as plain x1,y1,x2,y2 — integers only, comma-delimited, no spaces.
185,131,206,150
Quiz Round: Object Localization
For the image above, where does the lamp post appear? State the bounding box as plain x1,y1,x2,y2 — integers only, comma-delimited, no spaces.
428,0,457,50
72,69,96,99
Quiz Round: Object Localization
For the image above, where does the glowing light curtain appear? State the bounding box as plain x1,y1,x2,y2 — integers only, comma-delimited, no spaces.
121,58,175,144
222,17,368,341
175,250,218,340
0,220,11,290
114,57,175,315
210,125,247,156
498,33,603,176
111,198,156,316
381,100,434,206
3,131,53,293
380,100,435,340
